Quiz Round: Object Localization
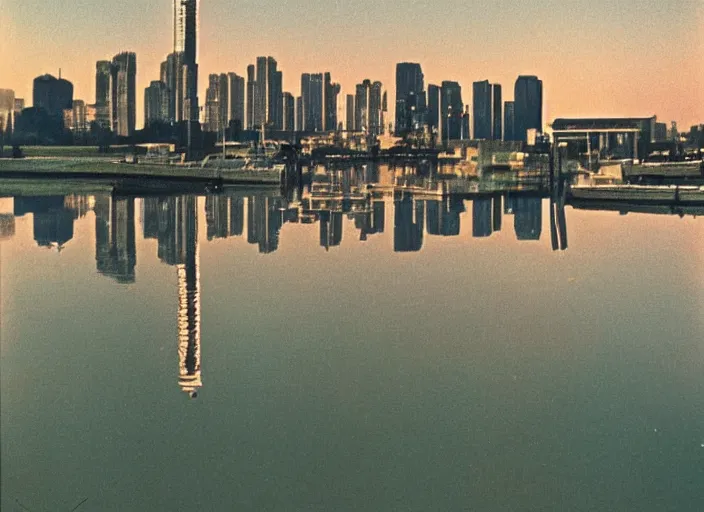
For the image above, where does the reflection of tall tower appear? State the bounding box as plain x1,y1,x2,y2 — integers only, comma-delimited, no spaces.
247,195,284,254
319,210,343,250
472,197,493,238
14,196,75,250
426,197,463,237
177,198,200,398
152,195,202,397
514,197,543,241
394,193,424,252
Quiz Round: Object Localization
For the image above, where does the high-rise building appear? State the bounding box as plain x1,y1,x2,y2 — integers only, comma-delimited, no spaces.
354,79,385,136
504,101,515,141
0,89,14,133
111,52,136,137
473,80,501,140
145,81,169,127
64,99,89,134
301,73,324,132
246,64,256,130
251,56,282,129
295,96,302,132
95,61,113,128
324,72,340,132
346,94,355,131
171,0,198,123
33,74,73,117
427,84,440,139
227,72,245,129
282,92,295,132
441,81,463,142
514,75,543,142
395,62,425,136
204,74,222,133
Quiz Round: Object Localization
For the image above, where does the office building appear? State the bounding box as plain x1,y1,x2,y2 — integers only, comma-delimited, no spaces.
171,0,199,123
504,101,515,141
354,79,385,136
111,52,136,137
246,64,256,130
514,75,543,142
95,61,113,128
228,72,245,129
282,92,295,132
346,94,355,131
295,96,302,132
441,81,464,142
301,73,324,132
33,73,73,117
395,62,425,136
473,80,501,140
324,72,340,131
145,81,169,127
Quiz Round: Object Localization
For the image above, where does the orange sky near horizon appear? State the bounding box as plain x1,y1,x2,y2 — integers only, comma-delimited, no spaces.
1,0,703,129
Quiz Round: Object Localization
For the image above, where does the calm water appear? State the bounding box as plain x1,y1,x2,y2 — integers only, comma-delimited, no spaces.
1,178,703,511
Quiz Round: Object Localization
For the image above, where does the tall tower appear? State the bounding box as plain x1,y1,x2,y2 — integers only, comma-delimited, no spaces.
111,53,137,137
514,75,543,142
394,62,425,136
173,0,199,122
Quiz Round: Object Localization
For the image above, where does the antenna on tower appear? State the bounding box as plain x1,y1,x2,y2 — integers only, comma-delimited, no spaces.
59,68,62,79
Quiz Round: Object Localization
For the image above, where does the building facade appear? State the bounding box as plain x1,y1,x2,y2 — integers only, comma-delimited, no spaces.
514,75,543,142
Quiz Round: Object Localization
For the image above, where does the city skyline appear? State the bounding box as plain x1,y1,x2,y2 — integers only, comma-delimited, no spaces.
2,0,703,130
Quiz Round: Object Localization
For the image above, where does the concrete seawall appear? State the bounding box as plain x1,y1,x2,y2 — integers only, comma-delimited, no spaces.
0,158,282,185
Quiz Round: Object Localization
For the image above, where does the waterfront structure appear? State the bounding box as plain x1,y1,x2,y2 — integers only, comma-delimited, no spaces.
395,62,426,136
33,73,73,118
514,75,543,142
301,73,324,132
473,80,501,140
228,72,245,130
551,116,657,161
504,101,515,141
144,81,169,127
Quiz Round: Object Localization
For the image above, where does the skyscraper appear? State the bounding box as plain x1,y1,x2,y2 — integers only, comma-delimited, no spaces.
346,94,355,131
145,80,168,127
324,72,340,131
228,72,245,130
33,74,73,117
95,61,112,128
441,81,463,142
473,80,501,141
427,84,440,139
301,73,324,132
204,74,222,133
504,101,515,141
354,80,385,136
251,56,282,130
111,52,136,137
514,75,543,142
172,0,198,122
282,92,295,132
395,62,425,136
246,64,256,130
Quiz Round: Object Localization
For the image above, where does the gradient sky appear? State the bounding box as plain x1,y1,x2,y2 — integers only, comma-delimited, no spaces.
2,0,703,129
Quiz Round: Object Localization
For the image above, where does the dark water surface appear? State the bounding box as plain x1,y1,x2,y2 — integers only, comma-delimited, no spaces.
1,187,702,511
